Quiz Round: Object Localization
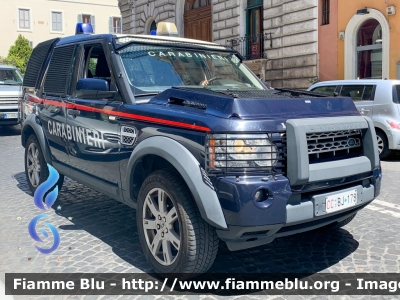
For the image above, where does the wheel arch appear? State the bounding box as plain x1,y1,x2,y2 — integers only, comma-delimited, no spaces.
21,114,53,165
126,136,227,229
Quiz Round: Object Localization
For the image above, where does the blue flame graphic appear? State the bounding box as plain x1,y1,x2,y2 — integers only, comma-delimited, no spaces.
29,164,61,254
33,164,59,210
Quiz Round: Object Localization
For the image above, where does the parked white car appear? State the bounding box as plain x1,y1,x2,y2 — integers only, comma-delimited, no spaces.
0,64,23,126
308,79,400,159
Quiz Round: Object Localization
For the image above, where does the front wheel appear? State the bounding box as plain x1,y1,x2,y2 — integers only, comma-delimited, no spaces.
24,134,64,194
136,169,219,277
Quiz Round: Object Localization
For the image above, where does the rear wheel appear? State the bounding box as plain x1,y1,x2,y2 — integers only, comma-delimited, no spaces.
137,169,219,277
24,134,64,194
376,130,391,159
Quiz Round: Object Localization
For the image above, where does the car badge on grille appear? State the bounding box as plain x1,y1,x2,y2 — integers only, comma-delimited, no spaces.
348,138,356,147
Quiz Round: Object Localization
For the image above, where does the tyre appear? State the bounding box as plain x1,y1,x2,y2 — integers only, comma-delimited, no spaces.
376,130,391,160
137,169,219,277
319,213,356,231
24,134,64,194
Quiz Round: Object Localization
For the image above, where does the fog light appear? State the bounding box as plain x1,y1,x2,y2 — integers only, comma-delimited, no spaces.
254,189,268,202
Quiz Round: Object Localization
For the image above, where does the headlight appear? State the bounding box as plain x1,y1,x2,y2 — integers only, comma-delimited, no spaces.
206,133,279,172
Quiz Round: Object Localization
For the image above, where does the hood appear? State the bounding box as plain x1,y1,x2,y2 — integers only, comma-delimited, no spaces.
149,87,360,120
0,85,22,97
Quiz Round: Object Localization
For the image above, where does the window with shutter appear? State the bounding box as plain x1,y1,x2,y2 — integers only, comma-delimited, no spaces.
91,15,95,33
18,8,30,29
51,12,62,32
113,17,121,34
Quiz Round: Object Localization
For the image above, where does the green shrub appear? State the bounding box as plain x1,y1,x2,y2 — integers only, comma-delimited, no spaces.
5,35,32,74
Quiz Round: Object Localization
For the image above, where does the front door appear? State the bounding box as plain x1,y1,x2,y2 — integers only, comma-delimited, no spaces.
184,0,212,42
66,42,122,186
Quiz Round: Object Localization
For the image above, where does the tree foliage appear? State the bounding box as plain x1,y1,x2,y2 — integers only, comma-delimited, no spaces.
5,34,32,74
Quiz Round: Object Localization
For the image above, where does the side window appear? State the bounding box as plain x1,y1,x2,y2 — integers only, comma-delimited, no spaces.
72,43,121,104
340,85,375,101
311,86,337,96
340,85,364,101
83,45,111,83
362,85,375,100
393,85,400,104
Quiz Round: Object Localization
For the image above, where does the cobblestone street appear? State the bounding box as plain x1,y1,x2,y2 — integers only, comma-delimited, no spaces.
1,125,400,300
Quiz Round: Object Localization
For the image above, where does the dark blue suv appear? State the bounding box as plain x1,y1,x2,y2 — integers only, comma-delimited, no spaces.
19,23,382,277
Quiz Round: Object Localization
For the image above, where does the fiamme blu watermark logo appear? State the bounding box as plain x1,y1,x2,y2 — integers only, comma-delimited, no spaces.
28,164,61,254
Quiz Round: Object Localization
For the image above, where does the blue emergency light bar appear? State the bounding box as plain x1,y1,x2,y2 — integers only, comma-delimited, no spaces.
75,23,94,35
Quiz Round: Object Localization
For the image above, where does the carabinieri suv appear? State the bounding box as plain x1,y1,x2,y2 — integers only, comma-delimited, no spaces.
19,22,382,276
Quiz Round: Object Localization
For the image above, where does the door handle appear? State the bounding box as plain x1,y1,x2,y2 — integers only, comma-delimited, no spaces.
67,109,80,116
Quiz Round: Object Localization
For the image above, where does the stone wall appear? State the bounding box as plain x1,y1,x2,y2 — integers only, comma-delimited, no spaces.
212,0,243,45
263,0,319,88
118,0,135,34
118,0,319,89
118,0,183,35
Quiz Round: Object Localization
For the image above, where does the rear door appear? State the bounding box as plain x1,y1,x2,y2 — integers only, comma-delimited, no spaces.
66,42,122,188
339,84,375,118
40,44,77,166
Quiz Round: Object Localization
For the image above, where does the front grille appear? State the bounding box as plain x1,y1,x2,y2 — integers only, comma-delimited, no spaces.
307,130,363,164
205,133,286,175
0,98,19,106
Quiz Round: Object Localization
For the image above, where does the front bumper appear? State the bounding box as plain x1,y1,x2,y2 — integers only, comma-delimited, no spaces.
216,172,380,251
0,111,19,125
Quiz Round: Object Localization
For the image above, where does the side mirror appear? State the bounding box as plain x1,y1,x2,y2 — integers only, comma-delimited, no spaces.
77,78,109,91
76,78,116,99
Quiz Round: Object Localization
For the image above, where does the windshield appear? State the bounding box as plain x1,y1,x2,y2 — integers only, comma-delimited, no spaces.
119,45,265,94
0,68,23,85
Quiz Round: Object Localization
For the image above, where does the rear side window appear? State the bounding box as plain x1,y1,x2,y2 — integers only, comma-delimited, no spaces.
311,86,337,96
393,85,400,103
362,85,374,100
23,38,59,88
43,44,76,96
340,85,375,101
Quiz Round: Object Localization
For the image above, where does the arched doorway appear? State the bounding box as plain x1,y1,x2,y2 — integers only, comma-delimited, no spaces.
344,9,389,79
184,0,212,42
357,19,382,79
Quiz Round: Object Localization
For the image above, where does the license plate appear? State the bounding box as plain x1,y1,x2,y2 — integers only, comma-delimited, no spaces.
4,113,18,119
325,189,358,214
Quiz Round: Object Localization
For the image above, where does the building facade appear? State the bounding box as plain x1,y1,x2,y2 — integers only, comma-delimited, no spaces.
319,0,400,81
118,0,319,89
0,0,121,57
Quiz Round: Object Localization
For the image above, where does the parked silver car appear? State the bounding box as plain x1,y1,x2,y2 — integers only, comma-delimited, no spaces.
308,79,400,159
0,64,23,126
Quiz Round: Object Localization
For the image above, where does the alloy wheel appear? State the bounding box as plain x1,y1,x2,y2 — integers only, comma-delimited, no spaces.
376,135,384,154
142,188,180,266
26,143,41,187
